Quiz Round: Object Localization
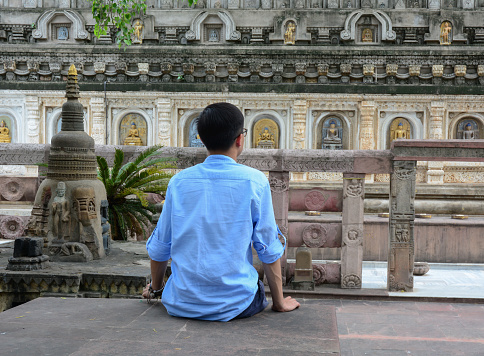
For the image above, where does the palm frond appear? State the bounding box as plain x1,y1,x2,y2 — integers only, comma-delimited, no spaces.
110,149,125,183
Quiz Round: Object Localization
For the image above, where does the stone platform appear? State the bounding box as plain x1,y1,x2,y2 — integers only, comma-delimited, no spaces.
0,297,340,356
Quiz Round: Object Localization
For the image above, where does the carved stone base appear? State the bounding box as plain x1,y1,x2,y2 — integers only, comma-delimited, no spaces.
7,255,50,271
291,279,315,291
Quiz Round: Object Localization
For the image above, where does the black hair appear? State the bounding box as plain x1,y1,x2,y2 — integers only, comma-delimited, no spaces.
197,102,244,151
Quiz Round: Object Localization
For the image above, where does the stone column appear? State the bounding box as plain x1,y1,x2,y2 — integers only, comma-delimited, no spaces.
292,100,307,181
388,160,416,292
269,171,289,285
25,96,40,143
427,102,445,183
156,98,172,147
341,173,365,289
90,97,105,145
359,101,376,150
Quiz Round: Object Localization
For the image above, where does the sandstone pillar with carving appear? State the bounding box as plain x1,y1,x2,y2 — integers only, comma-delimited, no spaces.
388,160,416,292
156,98,172,147
25,96,40,143
90,97,105,145
341,173,365,289
292,100,307,181
269,171,289,285
427,102,445,184
359,101,376,150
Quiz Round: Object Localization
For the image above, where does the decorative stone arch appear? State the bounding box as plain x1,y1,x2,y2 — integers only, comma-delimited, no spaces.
46,107,88,143
340,9,396,42
179,109,203,147
185,10,241,42
379,113,423,149
111,109,153,146
247,110,286,149
0,109,19,143
448,113,484,139
312,112,352,150
32,9,89,41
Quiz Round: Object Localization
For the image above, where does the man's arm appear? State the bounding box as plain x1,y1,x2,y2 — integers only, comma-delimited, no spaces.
263,258,300,312
142,259,168,299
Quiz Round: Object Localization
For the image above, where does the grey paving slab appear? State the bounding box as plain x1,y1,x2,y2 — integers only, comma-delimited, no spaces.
0,297,340,356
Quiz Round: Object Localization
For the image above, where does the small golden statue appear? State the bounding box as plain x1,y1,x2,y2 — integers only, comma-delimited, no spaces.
133,20,144,44
0,120,11,143
124,123,143,146
440,21,452,45
391,121,410,141
257,128,275,149
362,28,373,43
284,21,296,45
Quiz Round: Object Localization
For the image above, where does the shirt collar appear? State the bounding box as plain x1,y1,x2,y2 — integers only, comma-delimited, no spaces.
203,154,237,165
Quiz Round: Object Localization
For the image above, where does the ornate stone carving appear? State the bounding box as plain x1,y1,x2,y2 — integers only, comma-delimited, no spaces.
409,65,420,77
1,178,25,201
394,167,415,180
340,10,396,41
302,224,327,248
0,216,26,239
342,227,363,246
340,63,352,75
304,190,326,210
454,65,467,77
33,10,89,40
363,64,374,76
312,264,327,285
344,178,363,197
432,65,444,77
341,273,361,288
51,182,70,241
269,176,288,192
386,64,398,76
440,21,452,45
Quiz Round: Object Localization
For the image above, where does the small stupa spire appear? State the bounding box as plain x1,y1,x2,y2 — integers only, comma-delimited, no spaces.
66,64,80,100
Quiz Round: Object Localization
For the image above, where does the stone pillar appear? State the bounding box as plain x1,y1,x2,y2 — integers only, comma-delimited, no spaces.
341,173,365,289
388,160,416,292
359,101,376,150
269,171,289,285
427,102,445,183
90,97,105,145
156,98,172,147
292,100,307,181
25,96,40,143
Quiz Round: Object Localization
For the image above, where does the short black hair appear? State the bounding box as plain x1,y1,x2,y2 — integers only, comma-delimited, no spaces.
197,102,244,151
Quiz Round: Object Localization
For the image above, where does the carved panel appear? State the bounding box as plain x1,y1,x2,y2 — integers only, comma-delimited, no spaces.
302,224,328,248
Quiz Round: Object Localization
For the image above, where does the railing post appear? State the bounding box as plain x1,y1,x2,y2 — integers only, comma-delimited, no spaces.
341,173,365,289
269,170,290,285
388,160,416,291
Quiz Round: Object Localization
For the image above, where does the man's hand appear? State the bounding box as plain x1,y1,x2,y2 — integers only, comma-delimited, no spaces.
272,296,300,312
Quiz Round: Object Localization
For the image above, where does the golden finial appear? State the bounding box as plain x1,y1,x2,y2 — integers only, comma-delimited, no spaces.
68,64,77,76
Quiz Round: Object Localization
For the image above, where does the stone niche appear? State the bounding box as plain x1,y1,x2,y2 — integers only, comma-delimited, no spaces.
387,117,412,149
119,113,148,146
32,9,89,43
454,117,482,139
185,11,241,43
316,116,348,150
186,116,205,147
356,15,381,44
0,114,15,143
252,117,280,149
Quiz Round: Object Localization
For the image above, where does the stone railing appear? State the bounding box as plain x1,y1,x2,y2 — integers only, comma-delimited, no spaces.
1,141,484,291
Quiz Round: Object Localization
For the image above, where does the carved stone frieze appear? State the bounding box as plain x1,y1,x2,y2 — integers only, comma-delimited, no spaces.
269,176,289,192
344,178,363,198
302,224,328,248
304,190,326,211
312,264,327,285
341,273,361,289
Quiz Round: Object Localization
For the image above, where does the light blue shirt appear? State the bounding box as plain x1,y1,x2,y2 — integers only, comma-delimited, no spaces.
146,154,285,321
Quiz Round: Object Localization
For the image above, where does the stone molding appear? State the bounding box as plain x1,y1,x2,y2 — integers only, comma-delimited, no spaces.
32,9,89,41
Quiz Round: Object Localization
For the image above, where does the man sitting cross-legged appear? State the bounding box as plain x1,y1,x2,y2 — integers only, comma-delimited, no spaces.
143,102,300,321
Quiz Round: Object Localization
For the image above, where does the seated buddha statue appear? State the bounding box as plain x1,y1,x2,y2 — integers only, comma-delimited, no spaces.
393,122,407,140
462,123,476,140
257,129,275,149
0,120,11,143
323,121,341,144
124,123,143,146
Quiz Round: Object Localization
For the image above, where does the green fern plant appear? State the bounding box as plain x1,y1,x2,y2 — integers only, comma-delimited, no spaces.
97,145,175,241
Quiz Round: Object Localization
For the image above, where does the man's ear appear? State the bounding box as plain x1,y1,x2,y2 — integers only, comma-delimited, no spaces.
235,134,243,147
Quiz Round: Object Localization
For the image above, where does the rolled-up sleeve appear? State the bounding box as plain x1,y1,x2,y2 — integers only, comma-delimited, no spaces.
252,181,285,264
146,185,172,262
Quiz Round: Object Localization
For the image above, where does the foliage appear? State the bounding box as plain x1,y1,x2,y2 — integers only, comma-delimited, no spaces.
88,0,147,48
97,145,175,241
88,0,197,48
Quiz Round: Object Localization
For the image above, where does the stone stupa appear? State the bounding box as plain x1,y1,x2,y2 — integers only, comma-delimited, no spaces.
26,64,107,261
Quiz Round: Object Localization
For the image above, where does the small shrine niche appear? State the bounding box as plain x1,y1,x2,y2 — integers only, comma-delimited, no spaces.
456,118,481,140
387,118,412,148
50,14,73,42
321,118,343,150
252,118,279,149
440,21,452,45
356,16,380,44
203,15,224,44
284,21,296,45
119,113,147,146
188,117,205,147
0,115,14,143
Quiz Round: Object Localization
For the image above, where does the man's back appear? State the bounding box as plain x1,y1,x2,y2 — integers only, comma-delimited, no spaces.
147,155,284,321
